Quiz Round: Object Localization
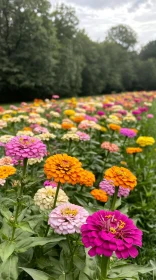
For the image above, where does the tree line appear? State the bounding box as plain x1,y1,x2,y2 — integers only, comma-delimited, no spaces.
0,0,156,102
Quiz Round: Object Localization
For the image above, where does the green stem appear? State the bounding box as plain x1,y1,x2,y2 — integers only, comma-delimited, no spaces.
44,181,61,237
100,255,110,280
67,139,72,154
66,235,74,275
95,151,110,188
5,179,9,190
110,187,119,211
11,158,28,240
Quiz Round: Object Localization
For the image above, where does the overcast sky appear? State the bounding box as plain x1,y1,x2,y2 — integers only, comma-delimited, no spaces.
50,0,156,49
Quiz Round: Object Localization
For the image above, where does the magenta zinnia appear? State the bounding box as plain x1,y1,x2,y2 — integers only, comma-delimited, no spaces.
81,210,142,259
48,203,89,235
5,135,47,160
120,128,136,138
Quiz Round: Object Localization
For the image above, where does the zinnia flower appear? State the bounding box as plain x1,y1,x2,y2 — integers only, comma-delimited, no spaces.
136,136,155,147
126,147,143,154
5,135,47,160
101,142,119,153
100,179,130,197
0,135,14,144
99,179,115,195
76,131,90,141
34,186,68,210
81,210,142,258
44,154,83,185
147,114,154,118
62,122,75,130
48,203,89,234
28,157,43,165
0,179,6,186
44,180,58,188
78,169,95,187
61,132,79,141
120,128,136,138
0,156,13,166
104,166,137,190
0,166,16,179
90,189,108,202
108,124,121,131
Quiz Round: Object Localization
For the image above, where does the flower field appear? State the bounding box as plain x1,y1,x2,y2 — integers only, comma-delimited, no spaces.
0,91,156,280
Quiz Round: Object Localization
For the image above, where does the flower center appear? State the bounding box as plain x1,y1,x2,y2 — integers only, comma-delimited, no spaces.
19,137,35,146
100,215,126,239
61,207,78,216
46,189,55,196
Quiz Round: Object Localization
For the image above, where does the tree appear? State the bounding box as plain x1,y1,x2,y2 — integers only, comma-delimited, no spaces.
0,0,59,102
140,40,156,60
106,24,137,50
52,4,84,97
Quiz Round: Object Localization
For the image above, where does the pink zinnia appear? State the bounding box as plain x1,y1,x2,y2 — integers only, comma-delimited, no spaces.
147,114,154,118
76,131,90,141
97,111,105,116
48,203,89,235
0,156,13,166
99,179,115,195
100,179,130,198
85,115,98,122
5,135,47,160
120,128,136,138
101,142,119,153
81,210,142,259
44,180,58,188
34,126,49,134
52,95,59,99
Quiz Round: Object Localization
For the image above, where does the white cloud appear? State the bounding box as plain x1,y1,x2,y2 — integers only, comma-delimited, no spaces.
50,0,156,46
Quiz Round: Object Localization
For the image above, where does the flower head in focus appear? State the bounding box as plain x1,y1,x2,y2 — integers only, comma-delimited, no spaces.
81,210,142,258
90,189,108,202
78,169,95,187
104,166,137,190
34,186,68,210
44,154,83,185
5,135,47,160
48,203,89,234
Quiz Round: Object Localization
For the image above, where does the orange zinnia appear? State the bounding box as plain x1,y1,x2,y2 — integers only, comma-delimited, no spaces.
108,124,121,131
71,115,85,123
78,169,95,187
104,166,137,190
0,166,16,179
23,127,32,131
44,154,83,185
126,147,143,154
90,189,108,202
61,122,75,130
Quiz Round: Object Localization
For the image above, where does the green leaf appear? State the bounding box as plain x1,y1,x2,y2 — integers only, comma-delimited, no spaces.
110,264,155,278
17,222,34,233
0,207,12,220
15,236,66,253
0,255,18,280
0,241,15,262
73,255,85,270
20,268,55,280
